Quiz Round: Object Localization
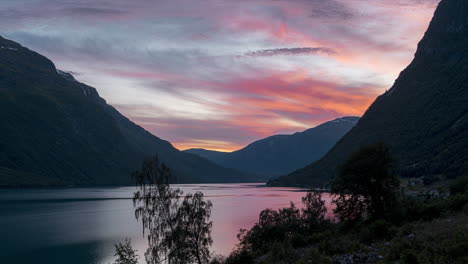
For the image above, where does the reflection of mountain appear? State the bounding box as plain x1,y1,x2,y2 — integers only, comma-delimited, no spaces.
0,36,255,186
185,117,359,177
271,0,468,186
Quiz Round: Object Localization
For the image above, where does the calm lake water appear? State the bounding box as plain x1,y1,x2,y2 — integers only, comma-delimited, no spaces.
0,184,333,264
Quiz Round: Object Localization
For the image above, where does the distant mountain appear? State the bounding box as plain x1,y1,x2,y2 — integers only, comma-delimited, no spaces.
0,36,256,186
270,0,468,187
184,117,359,177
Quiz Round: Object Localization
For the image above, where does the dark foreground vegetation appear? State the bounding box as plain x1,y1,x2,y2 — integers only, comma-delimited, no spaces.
218,143,468,264
115,144,468,264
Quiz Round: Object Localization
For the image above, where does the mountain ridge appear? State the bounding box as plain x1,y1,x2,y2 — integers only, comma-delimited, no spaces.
184,116,359,177
0,36,257,186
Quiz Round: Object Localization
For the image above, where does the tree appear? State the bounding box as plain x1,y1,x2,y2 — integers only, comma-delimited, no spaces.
132,156,213,264
178,192,213,264
301,192,327,227
113,238,139,264
331,142,400,221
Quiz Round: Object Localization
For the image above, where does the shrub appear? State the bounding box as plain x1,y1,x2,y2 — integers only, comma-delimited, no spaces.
449,177,468,195
294,248,331,264
224,249,255,264
209,255,226,264
302,192,327,228
269,240,296,262
369,220,395,241
331,143,400,222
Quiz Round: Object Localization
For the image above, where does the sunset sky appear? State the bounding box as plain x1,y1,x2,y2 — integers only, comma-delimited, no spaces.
0,0,439,151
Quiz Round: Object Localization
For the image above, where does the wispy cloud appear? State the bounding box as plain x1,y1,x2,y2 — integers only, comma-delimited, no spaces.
244,47,336,57
61,7,130,16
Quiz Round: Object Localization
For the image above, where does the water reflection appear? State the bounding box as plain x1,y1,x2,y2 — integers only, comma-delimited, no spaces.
0,184,332,263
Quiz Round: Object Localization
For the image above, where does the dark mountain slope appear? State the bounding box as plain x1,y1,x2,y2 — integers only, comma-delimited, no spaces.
185,117,359,177
270,0,468,186
0,36,254,186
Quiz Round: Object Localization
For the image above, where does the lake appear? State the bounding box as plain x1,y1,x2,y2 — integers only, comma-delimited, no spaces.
0,184,333,264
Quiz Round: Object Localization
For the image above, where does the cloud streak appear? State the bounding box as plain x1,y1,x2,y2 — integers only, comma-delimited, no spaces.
244,47,336,57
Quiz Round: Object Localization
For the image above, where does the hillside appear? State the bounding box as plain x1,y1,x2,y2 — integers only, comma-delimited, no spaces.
270,0,468,187
185,117,359,177
0,36,255,186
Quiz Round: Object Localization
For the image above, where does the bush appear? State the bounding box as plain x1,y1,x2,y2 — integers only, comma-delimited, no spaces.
331,143,400,222
447,192,468,211
294,248,331,264
317,235,363,256
224,249,255,264
369,220,395,241
385,227,468,264
290,233,308,248
269,240,297,263
210,255,226,264
450,177,468,195
237,203,302,254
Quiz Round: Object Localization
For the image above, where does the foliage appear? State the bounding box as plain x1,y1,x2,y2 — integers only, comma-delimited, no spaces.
222,186,468,264
209,255,226,264
132,156,213,264
331,142,400,221
293,248,331,264
235,192,327,257
450,176,468,195
385,221,468,264
113,238,139,264
224,249,255,264
236,203,299,253
301,191,327,228
178,192,213,264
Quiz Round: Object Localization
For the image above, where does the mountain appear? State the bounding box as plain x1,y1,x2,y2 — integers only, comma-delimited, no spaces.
0,36,256,186
270,0,468,187
184,116,359,177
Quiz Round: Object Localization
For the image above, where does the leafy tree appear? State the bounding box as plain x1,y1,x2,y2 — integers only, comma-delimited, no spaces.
302,191,327,227
132,156,213,264
178,192,213,264
237,203,301,254
331,142,400,221
277,202,301,230
113,238,139,264
236,194,328,255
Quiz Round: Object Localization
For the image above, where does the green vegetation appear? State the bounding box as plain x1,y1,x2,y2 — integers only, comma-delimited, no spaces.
221,144,468,264
332,142,400,222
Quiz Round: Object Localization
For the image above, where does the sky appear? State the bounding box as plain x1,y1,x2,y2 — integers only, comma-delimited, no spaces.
0,0,439,152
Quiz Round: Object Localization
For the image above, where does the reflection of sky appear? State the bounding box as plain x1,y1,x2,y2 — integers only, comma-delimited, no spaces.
0,184,333,262
0,0,439,151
